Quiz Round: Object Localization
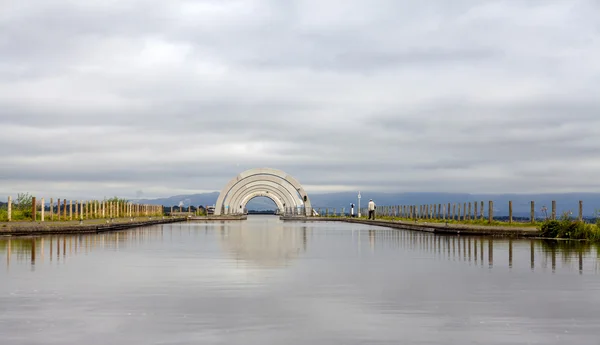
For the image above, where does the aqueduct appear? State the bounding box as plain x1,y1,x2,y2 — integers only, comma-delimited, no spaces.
214,168,312,216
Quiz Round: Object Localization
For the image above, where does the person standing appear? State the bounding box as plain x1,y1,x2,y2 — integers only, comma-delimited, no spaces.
350,203,355,217
368,199,376,220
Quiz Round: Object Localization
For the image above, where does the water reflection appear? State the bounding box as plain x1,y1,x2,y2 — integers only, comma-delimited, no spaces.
217,221,307,268
1,223,599,274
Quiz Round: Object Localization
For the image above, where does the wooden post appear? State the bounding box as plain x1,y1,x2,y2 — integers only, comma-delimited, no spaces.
488,201,493,224
530,201,535,223
458,203,461,221
452,203,456,220
443,204,446,220
69,200,73,220
481,201,484,220
41,198,45,222
58,199,62,221
63,199,67,220
32,197,37,221
508,201,513,224
579,200,583,222
551,200,556,220
463,203,466,221
447,203,451,220
468,202,472,220
7,196,11,221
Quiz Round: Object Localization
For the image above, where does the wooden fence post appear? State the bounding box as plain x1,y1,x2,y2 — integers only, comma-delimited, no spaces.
551,200,556,220
41,198,45,222
488,201,493,224
7,196,11,221
579,200,583,222
530,201,535,224
481,201,484,221
468,202,472,220
69,200,73,220
508,200,513,224
32,197,37,221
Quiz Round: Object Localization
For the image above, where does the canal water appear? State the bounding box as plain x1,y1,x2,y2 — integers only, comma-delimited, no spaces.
1,216,599,344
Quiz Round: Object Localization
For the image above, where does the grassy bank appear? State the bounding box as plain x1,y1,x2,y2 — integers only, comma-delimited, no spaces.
539,214,600,241
321,214,541,228
319,214,600,242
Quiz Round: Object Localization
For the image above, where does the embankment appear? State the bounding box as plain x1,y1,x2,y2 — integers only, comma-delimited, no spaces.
0,217,187,237
281,216,541,238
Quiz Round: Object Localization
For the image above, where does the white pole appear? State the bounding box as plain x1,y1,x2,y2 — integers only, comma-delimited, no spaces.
358,191,361,218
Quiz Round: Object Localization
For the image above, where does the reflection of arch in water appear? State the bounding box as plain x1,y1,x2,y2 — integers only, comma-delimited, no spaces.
217,220,307,268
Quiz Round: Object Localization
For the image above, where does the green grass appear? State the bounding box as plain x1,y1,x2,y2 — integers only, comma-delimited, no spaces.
539,217,600,242
0,208,164,222
322,213,600,242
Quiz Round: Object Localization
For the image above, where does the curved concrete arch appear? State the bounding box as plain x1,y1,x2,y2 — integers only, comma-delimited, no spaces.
227,179,298,212
231,185,289,213
218,170,305,215
240,192,285,212
215,168,312,216
228,184,289,213
228,182,297,215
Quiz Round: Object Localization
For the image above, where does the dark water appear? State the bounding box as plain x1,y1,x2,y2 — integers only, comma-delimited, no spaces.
1,216,600,344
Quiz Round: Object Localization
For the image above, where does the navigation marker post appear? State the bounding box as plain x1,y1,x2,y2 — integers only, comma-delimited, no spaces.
358,191,361,218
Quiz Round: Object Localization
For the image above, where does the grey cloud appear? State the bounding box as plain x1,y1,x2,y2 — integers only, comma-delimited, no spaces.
1,0,599,199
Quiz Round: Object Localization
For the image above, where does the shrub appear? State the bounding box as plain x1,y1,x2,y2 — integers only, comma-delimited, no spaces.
540,217,600,241
540,220,561,238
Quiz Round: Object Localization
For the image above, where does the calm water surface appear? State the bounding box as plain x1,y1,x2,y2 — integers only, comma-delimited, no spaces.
1,216,600,344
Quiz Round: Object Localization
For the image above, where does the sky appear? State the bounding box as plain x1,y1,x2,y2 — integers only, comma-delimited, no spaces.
1,0,600,200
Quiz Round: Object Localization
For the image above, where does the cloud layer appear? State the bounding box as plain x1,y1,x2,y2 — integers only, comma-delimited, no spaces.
2,0,600,199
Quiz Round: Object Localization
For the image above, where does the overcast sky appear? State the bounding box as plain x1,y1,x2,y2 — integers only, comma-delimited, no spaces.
1,0,599,200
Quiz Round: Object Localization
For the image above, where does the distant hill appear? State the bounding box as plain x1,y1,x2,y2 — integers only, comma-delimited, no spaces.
134,192,600,217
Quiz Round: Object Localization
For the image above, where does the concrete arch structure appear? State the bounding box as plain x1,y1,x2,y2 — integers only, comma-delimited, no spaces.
215,168,312,216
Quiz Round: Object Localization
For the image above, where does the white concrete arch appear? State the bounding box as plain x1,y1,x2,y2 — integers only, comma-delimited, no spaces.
231,186,289,212
240,192,285,212
214,168,312,216
227,179,298,212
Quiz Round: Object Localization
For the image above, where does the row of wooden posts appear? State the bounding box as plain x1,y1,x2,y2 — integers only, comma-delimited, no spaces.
318,200,585,224
4,196,163,222
372,200,584,223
